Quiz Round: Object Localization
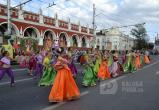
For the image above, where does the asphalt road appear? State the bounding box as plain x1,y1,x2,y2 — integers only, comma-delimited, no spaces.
0,55,159,110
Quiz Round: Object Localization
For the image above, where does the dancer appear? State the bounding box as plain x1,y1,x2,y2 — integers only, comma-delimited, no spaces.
135,50,141,70
49,47,80,102
67,48,78,77
144,50,150,64
93,50,101,75
98,55,111,80
19,52,27,68
0,51,15,87
82,54,97,87
34,51,43,78
28,53,36,76
110,51,123,77
39,52,56,86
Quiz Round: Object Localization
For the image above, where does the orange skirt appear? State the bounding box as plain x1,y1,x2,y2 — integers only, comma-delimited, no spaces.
49,66,80,102
135,57,140,69
144,55,150,64
98,61,111,80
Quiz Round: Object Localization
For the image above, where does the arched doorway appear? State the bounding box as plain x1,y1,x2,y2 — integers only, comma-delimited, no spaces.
23,27,40,38
43,30,55,50
72,35,78,47
59,33,67,47
0,22,19,44
23,27,40,53
82,37,86,47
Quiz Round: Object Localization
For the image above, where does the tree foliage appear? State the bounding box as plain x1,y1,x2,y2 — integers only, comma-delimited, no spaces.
131,25,149,50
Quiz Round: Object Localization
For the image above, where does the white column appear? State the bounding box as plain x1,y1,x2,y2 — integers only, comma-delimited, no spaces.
68,18,71,30
78,21,81,32
54,13,59,27
86,39,90,48
87,24,89,34
39,8,43,24
78,38,82,47
67,37,71,47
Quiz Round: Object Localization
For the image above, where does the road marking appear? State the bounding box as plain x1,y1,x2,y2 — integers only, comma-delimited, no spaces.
1,58,159,86
0,78,33,86
142,60,159,69
100,76,126,87
13,68,27,72
156,71,159,75
42,91,89,110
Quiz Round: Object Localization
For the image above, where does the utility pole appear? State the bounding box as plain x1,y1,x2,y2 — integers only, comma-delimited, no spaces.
7,0,11,36
92,3,96,36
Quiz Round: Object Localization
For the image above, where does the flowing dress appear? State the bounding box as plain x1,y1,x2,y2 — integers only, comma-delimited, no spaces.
135,53,141,69
123,53,136,73
144,55,150,64
82,60,97,86
93,57,101,75
49,57,80,102
110,56,123,77
38,57,56,86
98,59,111,80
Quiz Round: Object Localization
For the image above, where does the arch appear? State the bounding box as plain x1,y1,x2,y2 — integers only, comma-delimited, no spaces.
23,26,40,39
82,35,89,48
82,37,86,47
0,22,20,36
43,30,56,50
71,34,79,47
43,29,56,40
59,32,69,47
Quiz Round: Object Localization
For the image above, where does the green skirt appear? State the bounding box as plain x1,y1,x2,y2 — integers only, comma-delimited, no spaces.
93,59,100,75
123,61,136,73
38,67,57,86
82,65,97,87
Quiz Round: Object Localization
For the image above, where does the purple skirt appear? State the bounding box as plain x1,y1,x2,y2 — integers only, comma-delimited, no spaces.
68,62,77,76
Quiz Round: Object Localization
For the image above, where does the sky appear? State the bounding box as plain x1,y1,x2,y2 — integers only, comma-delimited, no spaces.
0,0,159,42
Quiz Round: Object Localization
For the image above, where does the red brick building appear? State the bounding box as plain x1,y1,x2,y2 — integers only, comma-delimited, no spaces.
0,4,94,49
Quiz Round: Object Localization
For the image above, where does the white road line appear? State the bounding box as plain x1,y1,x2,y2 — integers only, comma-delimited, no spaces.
156,71,159,75
100,76,126,87
0,78,33,86
42,91,89,110
13,68,27,72
142,60,159,69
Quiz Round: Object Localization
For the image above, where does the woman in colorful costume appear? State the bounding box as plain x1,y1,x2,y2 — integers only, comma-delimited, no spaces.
82,54,97,87
123,51,136,73
135,51,141,70
49,47,80,102
38,52,56,86
110,51,123,77
93,51,101,75
34,51,44,78
67,48,78,77
144,50,150,64
98,55,111,80
0,51,15,87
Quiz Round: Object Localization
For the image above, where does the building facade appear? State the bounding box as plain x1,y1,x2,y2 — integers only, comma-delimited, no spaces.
96,27,135,50
0,4,94,48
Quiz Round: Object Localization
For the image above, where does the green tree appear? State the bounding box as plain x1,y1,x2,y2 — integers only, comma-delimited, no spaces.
131,25,148,50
